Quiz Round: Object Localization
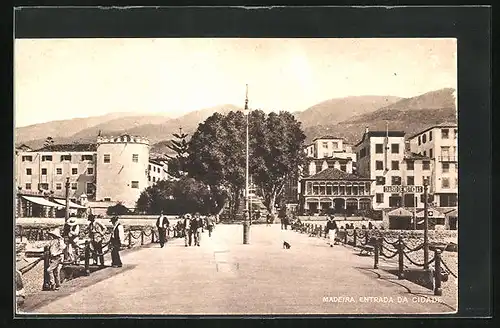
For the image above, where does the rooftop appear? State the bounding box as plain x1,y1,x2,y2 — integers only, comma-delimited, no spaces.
313,135,345,142
149,158,167,166
304,168,370,181
404,151,430,160
34,143,98,152
408,122,458,140
354,130,406,147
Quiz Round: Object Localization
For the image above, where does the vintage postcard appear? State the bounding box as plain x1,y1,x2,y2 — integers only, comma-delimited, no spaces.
14,27,460,315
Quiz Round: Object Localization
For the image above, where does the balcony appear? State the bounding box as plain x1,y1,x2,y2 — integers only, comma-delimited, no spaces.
438,156,457,162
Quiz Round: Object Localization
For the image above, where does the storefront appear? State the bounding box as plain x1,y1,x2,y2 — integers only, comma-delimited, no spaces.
387,207,414,230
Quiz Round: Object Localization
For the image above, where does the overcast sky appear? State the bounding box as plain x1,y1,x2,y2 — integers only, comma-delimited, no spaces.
14,38,456,127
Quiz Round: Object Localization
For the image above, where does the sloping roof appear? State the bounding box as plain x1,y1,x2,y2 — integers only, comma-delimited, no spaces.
35,143,97,152
408,122,457,140
387,207,413,217
313,135,345,141
445,208,458,217
304,168,369,181
416,208,445,218
354,131,406,147
149,158,166,166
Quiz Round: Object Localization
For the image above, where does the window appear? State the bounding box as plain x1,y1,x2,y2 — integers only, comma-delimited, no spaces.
391,176,402,185
104,197,111,202
406,160,414,170
41,168,47,175
375,144,383,153
423,161,430,170
375,160,384,170
71,183,77,190
404,194,416,207
41,155,53,162
423,150,427,156
376,193,384,203
39,183,49,190
131,181,139,189
422,134,427,143
81,155,93,161
87,168,94,175
376,176,386,185
322,142,328,148
56,183,62,190
418,136,421,146
441,129,449,139
103,154,110,163
153,177,156,182
25,183,31,190
132,154,139,162
391,143,400,154
391,160,399,170
420,194,434,204
332,142,339,149
340,164,346,172
148,176,151,181
72,168,78,175
442,178,450,189
389,195,402,207
429,131,433,141
22,155,32,162
454,129,458,139
441,146,450,158
439,194,457,207
56,168,62,175
429,148,433,158
148,164,151,170
442,163,450,173
86,183,95,194
323,152,329,158
60,155,71,161
26,168,32,176
407,176,415,185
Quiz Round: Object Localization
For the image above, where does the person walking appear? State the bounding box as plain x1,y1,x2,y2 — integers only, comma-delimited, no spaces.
86,214,105,267
205,215,215,237
46,228,66,290
266,213,272,227
192,212,204,246
325,215,339,247
109,216,125,268
156,210,170,248
183,214,193,247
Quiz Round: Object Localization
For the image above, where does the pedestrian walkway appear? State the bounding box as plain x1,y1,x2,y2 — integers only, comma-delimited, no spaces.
29,224,456,315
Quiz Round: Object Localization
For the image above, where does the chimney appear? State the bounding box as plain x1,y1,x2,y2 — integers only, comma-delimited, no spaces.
365,127,369,134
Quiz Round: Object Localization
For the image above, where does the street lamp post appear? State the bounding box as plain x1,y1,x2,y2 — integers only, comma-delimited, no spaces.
65,177,70,222
243,84,250,244
423,178,429,269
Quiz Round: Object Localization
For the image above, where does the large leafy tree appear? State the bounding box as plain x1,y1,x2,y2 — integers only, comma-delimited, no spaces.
135,177,215,215
186,109,306,217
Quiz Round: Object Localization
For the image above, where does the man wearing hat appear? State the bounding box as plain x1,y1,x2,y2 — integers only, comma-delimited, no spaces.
156,210,170,248
183,214,193,247
65,217,80,264
109,216,125,267
325,215,338,247
86,214,105,267
47,228,66,290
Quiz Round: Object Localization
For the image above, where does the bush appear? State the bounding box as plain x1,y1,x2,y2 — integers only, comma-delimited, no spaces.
107,203,130,216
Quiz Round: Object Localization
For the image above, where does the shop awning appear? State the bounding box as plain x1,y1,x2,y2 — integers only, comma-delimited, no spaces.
416,208,445,219
53,199,87,209
445,209,458,218
387,207,413,217
22,196,63,208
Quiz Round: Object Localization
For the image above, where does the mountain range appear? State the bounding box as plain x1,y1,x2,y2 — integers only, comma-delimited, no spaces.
15,88,457,154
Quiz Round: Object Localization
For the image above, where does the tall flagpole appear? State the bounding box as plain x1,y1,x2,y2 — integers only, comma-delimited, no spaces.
243,84,250,244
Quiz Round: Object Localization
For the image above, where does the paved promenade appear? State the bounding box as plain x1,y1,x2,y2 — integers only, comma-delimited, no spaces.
28,224,456,315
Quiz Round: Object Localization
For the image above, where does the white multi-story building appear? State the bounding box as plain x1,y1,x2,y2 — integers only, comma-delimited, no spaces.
14,134,175,215
408,123,458,208
354,128,432,210
304,136,357,176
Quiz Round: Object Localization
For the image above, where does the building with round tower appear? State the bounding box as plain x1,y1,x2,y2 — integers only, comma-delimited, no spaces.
95,134,150,209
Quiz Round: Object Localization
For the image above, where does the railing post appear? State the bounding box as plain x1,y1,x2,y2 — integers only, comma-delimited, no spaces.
353,229,357,247
20,226,23,242
39,229,44,240
398,235,404,280
141,230,144,245
128,231,132,248
344,227,348,244
365,230,369,245
42,245,51,291
151,229,155,243
374,238,380,269
84,241,90,276
434,249,443,296
319,225,323,238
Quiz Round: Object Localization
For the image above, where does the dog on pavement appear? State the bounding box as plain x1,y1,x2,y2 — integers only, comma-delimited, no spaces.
283,241,291,249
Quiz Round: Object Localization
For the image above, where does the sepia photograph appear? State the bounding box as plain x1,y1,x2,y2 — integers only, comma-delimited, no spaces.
14,36,459,316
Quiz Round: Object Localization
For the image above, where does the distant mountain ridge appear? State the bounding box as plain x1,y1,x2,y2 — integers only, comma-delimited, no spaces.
15,88,456,151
